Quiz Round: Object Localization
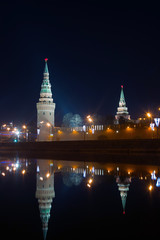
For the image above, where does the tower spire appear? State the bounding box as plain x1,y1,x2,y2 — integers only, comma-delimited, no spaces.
119,85,126,107
44,58,49,73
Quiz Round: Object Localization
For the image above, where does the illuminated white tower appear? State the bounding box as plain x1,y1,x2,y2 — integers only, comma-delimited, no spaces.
37,58,56,141
115,85,130,124
36,160,55,240
116,176,131,214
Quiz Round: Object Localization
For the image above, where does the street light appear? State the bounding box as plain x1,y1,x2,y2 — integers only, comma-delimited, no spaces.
46,122,51,127
146,112,152,125
87,115,93,123
87,115,94,134
146,112,152,118
148,184,153,191
22,125,27,142
46,122,53,140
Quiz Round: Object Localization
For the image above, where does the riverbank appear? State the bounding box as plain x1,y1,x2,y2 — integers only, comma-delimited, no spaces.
0,139,160,164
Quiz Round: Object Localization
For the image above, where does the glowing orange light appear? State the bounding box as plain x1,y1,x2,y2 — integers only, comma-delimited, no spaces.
72,129,78,134
46,122,51,127
46,172,50,178
88,178,93,184
57,130,62,134
87,115,93,123
148,184,153,191
147,112,151,118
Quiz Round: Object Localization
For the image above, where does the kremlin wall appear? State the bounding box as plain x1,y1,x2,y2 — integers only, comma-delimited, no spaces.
35,59,160,142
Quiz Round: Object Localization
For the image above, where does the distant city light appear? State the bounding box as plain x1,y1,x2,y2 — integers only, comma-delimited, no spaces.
151,170,156,180
156,178,160,187
87,115,93,123
46,172,50,178
83,170,86,178
46,122,51,127
83,125,86,132
87,177,93,188
22,169,26,175
148,184,153,191
147,112,152,118
150,123,155,131
88,178,93,184
154,118,160,127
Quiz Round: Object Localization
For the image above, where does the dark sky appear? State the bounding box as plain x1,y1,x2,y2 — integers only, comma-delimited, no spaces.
0,1,160,125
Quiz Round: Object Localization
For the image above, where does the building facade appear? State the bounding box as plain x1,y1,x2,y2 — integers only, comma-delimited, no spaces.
37,59,56,141
115,85,130,124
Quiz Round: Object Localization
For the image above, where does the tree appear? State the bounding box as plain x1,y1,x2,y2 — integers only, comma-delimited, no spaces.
62,113,83,127
70,114,83,127
62,113,73,127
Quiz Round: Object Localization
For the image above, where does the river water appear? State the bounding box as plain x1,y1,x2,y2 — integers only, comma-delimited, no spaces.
0,157,160,239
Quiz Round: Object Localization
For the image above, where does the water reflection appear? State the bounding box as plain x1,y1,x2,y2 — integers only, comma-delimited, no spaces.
1,157,160,239
36,160,55,240
116,175,131,214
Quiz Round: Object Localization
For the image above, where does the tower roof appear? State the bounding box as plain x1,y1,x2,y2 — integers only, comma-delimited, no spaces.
38,58,54,103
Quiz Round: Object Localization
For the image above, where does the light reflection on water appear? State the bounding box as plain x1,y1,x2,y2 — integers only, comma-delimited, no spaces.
0,157,160,239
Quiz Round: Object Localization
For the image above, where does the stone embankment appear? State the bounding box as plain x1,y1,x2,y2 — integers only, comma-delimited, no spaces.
0,139,160,164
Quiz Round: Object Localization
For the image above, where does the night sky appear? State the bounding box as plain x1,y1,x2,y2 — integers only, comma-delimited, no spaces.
0,2,160,125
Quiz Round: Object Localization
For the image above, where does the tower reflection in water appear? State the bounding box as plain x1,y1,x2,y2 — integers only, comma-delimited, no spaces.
1,158,159,239
35,160,55,240
116,175,131,214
